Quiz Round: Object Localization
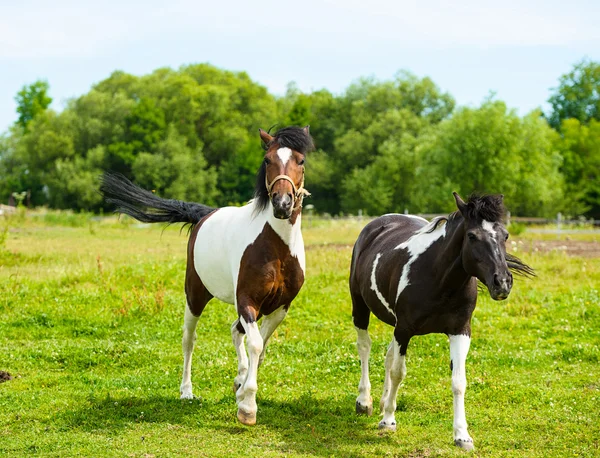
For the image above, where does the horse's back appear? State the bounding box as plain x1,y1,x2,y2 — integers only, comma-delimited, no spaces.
352,214,427,266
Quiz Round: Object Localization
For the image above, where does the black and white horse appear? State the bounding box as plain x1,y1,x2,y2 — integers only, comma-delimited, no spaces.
101,126,314,426
349,193,533,450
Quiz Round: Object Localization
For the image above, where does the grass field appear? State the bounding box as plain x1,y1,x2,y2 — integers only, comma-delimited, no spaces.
1,213,599,457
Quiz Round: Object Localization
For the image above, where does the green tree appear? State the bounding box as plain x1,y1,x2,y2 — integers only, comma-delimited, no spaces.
554,118,600,217
547,60,600,130
15,80,53,130
413,101,563,216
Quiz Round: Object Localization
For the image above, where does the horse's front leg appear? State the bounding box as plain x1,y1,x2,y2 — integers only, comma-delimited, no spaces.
258,305,288,367
235,302,263,426
449,334,474,451
231,318,248,394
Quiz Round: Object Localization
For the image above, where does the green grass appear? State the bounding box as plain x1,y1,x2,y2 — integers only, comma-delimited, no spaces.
1,214,599,457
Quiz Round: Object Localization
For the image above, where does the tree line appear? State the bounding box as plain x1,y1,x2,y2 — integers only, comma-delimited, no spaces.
1,61,599,218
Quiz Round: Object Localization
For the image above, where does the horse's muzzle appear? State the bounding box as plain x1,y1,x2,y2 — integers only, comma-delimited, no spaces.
489,271,513,301
272,193,293,220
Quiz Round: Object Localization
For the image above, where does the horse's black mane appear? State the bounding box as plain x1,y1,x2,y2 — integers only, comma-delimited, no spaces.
462,194,505,223
261,126,315,154
254,126,315,212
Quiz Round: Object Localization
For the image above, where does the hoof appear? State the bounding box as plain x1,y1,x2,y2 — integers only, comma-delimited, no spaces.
454,438,474,451
378,420,396,432
180,391,194,400
237,408,257,426
355,400,373,416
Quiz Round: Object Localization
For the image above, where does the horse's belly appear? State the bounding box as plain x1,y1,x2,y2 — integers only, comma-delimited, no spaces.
193,235,237,305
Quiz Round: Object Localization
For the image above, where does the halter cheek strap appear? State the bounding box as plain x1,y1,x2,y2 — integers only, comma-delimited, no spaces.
265,171,311,210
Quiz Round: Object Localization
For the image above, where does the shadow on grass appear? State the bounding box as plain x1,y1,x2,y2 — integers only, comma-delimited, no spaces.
54,392,396,457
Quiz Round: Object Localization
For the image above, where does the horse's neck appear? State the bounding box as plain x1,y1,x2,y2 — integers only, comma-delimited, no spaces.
263,203,303,251
436,217,471,291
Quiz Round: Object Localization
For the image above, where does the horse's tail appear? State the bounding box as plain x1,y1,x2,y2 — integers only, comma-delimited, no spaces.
100,172,215,228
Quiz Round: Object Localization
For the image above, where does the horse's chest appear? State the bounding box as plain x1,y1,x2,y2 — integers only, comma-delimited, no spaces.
237,223,305,313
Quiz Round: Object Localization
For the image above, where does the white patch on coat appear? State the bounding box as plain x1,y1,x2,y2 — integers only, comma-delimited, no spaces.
394,219,447,302
277,147,292,166
193,200,304,305
370,253,394,316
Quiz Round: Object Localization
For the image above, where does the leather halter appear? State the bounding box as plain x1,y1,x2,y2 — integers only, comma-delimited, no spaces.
265,170,311,210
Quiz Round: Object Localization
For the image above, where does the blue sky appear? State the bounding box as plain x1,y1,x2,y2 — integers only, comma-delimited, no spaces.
1,0,599,133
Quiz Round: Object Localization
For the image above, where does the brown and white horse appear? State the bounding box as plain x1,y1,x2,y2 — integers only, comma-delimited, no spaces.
349,193,533,450
101,126,314,426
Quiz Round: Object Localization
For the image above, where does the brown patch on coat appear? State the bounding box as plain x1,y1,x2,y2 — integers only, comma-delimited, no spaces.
236,223,304,323
185,210,218,317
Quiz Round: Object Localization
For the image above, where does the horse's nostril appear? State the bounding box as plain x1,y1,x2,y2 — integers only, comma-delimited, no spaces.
493,274,501,287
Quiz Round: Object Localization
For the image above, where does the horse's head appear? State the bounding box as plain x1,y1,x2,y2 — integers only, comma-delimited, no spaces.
258,126,313,220
453,192,513,301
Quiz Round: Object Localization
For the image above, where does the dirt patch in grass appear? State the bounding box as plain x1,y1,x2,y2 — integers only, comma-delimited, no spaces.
0,371,13,382
520,239,600,258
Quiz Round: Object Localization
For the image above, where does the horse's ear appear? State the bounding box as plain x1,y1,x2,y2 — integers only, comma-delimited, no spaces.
259,129,273,145
303,125,310,135
453,192,468,215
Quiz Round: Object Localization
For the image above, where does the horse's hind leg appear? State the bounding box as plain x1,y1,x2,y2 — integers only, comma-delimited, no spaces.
352,292,373,416
380,340,394,413
180,256,212,400
180,305,200,399
379,331,409,431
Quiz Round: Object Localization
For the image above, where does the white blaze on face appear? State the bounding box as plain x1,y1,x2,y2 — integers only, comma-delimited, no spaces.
395,219,447,302
277,147,292,166
482,219,501,256
482,220,497,241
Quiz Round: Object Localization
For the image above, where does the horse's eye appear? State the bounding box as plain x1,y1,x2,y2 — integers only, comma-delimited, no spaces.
467,232,477,241
504,233,509,241
264,157,271,165
298,159,305,166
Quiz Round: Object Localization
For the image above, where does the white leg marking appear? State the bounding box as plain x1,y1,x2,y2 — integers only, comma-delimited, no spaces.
370,253,395,317
236,316,264,425
379,339,406,431
231,319,248,393
277,147,292,166
180,306,199,399
355,327,373,415
258,306,288,366
449,334,473,448
395,219,447,302
380,341,394,413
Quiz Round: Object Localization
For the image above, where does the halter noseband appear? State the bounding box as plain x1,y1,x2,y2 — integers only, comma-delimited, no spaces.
265,171,311,210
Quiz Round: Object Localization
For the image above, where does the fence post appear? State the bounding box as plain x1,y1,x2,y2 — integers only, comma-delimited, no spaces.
506,210,511,227
557,212,562,234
